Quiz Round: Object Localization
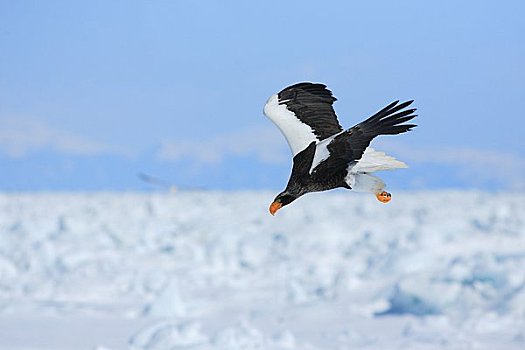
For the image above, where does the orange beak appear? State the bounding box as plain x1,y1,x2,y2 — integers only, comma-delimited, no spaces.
269,201,282,215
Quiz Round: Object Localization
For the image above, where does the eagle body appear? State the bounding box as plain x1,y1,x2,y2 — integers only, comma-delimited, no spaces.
263,82,417,214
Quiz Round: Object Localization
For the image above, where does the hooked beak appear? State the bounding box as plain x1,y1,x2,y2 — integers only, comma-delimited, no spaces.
269,201,282,216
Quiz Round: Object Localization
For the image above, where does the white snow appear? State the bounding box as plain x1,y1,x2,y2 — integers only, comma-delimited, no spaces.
0,190,524,349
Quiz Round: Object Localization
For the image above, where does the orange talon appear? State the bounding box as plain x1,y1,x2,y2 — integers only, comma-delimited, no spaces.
376,191,392,203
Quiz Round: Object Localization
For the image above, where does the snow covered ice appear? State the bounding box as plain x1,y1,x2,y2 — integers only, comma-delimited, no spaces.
0,191,524,349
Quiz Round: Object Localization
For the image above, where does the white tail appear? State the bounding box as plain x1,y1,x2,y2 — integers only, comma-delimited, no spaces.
350,147,407,174
344,148,407,193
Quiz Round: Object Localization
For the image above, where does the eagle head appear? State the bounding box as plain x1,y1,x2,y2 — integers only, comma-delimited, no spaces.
269,191,299,215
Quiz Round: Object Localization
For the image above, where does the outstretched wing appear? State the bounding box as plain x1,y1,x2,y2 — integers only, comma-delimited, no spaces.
263,82,343,156
310,100,417,177
341,100,417,161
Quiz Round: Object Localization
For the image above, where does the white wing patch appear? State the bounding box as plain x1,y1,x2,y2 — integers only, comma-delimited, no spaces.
308,131,343,174
309,140,331,174
263,94,318,157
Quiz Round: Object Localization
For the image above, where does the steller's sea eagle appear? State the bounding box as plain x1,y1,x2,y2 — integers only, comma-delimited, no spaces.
263,82,417,215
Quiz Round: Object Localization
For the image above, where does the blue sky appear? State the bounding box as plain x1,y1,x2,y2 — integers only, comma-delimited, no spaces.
0,0,524,191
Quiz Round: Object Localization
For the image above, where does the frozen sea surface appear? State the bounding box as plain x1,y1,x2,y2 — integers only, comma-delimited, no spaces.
0,191,524,349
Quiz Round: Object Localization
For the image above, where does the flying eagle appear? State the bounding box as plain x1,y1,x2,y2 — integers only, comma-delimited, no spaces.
263,82,417,215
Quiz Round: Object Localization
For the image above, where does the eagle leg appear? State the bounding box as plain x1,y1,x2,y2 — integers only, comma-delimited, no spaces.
375,191,392,203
